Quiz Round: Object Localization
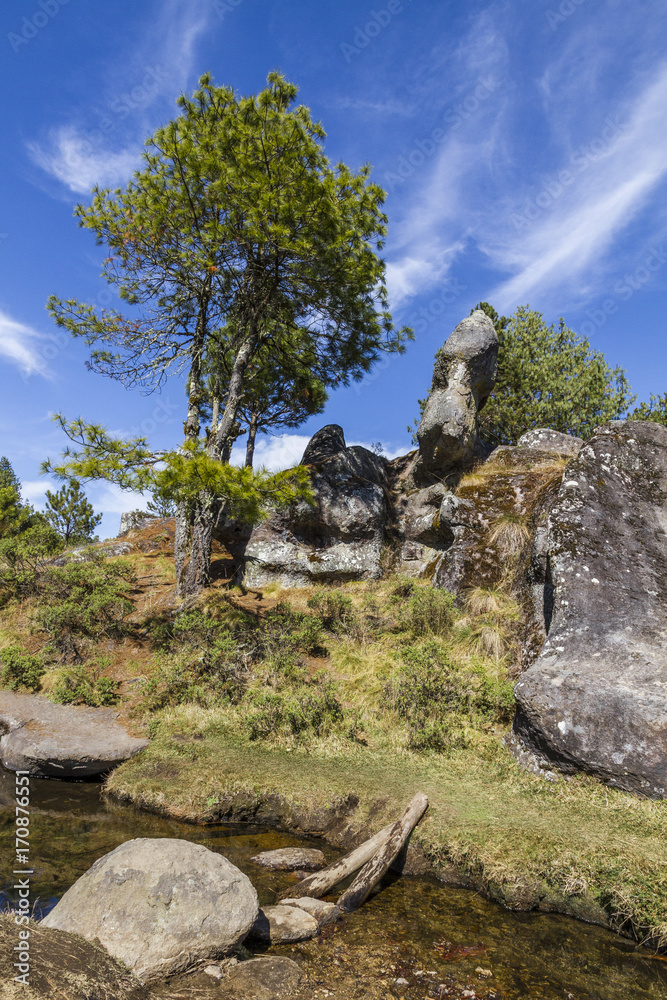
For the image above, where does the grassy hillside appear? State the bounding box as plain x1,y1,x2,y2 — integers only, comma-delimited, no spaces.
1,521,666,950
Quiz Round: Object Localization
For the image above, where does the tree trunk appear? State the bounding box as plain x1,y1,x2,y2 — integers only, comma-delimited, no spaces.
245,411,259,468
182,494,215,594
181,324,257,598
174,504,191,595
212,329,257,460
277,822,396,901
336,793,428,912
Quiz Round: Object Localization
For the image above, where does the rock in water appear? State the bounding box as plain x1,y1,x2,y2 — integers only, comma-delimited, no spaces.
0,691,147,778
224,956,302,999
250,847,325,870
417,310,498,479
513,421,667,797
42,838,259,982
249,905,319,943
243,426,388,587
279,896,341,926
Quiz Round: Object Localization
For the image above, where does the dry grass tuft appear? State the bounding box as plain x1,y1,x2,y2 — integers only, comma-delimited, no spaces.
485,512,531,558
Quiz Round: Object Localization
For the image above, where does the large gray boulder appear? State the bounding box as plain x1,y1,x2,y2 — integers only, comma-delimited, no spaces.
517,428,583,456
393,482,457,577
0,691,147,777
417,310,498,480
243,426,388,588
42,838,259,982
513,421,667,797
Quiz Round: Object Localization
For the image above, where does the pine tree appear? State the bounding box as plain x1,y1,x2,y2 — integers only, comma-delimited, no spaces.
45,72,410,595
477,305,634,444
44,480,102,546
629,392,667,427
0,457,21,496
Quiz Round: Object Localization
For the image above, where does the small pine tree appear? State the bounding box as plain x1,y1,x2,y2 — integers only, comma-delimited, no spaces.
146,487,177,518
0,457,21,496
44,480,102,546
630,392,667,427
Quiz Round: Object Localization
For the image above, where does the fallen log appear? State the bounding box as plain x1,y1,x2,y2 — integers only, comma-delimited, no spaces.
277,821,396,901
336,792,429,912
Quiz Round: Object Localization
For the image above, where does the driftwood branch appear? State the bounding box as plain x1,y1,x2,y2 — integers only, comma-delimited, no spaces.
277,822,396,901
336,792,429,912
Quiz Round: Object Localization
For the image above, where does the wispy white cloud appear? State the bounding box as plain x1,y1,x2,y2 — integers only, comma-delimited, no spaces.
28,127,140,195
230,432,407,471
382,7,510,306
487,62,667,310
28,0,213,195
0,310,52,377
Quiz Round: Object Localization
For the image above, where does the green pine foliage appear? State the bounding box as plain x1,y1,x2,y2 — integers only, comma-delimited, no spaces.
44,479,102,546
630,392,667,427
0,457,21,495
476,304,635,444
44,70,410,595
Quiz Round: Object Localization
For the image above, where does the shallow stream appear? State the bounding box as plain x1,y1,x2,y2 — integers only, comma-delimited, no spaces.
1,769,665,1000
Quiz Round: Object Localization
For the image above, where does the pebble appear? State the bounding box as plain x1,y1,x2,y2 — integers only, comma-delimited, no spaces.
203,965,223,979
395,977,408,985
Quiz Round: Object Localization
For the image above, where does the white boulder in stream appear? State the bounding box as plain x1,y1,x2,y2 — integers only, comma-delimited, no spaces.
42,838,259,983
0,690,147,777
250,904,319,943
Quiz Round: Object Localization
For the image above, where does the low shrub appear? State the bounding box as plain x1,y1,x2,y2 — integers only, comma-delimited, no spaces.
0,645,45,692
399,586,455,637
32,558,136,659
245,673,344,742
50,663,120,707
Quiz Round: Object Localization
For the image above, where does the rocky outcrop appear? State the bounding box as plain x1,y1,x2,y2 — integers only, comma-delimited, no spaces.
42,838,259,982
517,428,583,456
119,511,161,536
242,426,388,587
0,691,147,777
416,310,498,482
250,846,325,870
250,905,319,944
513,421,667,798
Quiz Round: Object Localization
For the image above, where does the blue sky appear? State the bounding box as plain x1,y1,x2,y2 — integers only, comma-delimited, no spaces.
1,0,666,537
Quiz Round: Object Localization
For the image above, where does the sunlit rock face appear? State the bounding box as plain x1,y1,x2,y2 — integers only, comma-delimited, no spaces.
513,420,667,798
416,310,498,483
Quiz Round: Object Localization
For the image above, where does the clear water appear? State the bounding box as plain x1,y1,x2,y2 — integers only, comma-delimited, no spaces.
1,768,665,999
